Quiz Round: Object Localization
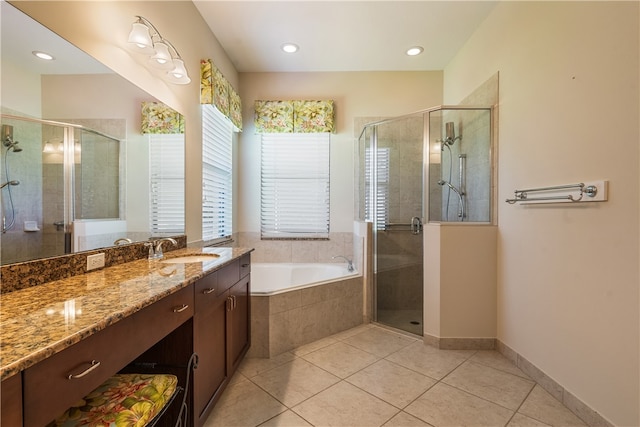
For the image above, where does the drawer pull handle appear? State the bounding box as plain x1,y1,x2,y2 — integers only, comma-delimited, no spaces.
202,288,216,295
241,264,250,267
68,360,100,379
173,304,189,313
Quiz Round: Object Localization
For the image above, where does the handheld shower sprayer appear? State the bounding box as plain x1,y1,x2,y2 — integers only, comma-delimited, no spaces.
0,180,19,189
437,179,465,219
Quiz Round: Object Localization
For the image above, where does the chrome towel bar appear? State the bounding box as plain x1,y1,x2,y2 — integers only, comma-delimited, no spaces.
506,180,608,204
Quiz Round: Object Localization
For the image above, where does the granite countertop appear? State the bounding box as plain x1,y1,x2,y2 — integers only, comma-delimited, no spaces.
0,246,252,381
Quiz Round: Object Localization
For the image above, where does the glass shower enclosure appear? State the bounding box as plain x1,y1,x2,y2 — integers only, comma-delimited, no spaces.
0,114,122,264
358,105,493,335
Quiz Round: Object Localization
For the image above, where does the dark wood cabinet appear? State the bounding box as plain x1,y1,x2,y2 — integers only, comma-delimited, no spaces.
6,252,251,427
194,254,251,427
22,285,194,427
1,373,23,427
193,271,227,423
227,274,250,374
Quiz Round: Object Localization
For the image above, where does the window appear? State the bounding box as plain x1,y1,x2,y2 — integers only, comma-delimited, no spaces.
149,133,185,233
365,147,390,230
202,105,233,242
261,133,330,239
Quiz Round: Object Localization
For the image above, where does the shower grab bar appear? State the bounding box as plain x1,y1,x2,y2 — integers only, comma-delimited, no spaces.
505,181,608,204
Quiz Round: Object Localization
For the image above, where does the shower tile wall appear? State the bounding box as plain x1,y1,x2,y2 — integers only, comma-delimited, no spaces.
1,114,45,263
237,231,355,265
439,109,491,223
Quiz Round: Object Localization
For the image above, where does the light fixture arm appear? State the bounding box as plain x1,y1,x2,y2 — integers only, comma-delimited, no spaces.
134,16,182,59
134,16,163,43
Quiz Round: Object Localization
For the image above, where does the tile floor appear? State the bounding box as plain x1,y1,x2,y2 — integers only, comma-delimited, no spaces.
203,324,588,427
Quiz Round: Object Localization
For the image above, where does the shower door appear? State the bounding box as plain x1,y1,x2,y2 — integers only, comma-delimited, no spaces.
366,114,425,335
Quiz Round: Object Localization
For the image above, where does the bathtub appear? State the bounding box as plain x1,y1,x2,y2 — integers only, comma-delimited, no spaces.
251,262,359,295
248,263,364,357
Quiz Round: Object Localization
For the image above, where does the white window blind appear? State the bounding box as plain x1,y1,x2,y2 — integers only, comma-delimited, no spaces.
261,133,330,239
202,105,233,242
149,134,185,233
365,147,390,230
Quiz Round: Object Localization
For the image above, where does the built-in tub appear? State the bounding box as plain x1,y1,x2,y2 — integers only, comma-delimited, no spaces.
251,262,359,295
248,263,364,358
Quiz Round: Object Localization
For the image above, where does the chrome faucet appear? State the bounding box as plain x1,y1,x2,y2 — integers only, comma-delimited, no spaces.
332,255,354,272
148,237,178,259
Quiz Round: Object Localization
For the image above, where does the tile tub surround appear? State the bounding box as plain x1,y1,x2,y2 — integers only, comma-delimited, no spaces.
0,235,187,293
0,246,251,380
248,276,364,358
237,231,355,264
203,324,590,427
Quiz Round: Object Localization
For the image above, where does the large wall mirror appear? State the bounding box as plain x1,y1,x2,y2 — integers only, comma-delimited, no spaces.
0,2,185,265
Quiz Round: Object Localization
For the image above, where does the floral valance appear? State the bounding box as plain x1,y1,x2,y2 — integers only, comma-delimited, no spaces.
141,101,184,134
254,100,335,133
200,59,242,131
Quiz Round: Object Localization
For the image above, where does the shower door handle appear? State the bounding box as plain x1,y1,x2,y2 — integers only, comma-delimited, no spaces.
410,217,422,235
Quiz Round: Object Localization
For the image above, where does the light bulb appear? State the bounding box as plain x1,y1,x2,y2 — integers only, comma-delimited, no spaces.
166,59,191,84
149,41,174,69
128,21,154,54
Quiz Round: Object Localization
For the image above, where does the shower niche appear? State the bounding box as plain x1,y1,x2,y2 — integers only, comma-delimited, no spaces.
428,106,493,223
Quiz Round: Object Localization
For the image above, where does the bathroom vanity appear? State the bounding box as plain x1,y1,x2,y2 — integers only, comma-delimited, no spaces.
0,247,252,427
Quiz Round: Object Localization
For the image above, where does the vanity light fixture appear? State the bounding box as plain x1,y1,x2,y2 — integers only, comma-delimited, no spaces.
32,51,55,61
281,43,299,54
406,46,424,56
127,16,191,84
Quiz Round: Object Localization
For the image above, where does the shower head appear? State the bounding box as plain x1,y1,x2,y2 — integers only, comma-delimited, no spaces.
442,121,461,146
445,122,455,141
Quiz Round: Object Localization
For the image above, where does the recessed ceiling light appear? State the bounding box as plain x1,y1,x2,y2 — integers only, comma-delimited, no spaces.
32,51,55,61
406,46,424,56
281,43,299,54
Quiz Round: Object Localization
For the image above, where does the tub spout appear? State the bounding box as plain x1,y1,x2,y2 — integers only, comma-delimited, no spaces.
332,255,354,272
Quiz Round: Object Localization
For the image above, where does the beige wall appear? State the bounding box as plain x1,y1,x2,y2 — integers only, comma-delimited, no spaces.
238,71,443,234
12,0,238,245
444,2,639,425
2,60,41,117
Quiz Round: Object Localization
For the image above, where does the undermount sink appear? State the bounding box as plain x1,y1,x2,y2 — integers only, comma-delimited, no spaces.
161,254,221,264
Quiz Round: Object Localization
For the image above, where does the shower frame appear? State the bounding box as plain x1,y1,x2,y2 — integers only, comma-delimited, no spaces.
359,104,495,335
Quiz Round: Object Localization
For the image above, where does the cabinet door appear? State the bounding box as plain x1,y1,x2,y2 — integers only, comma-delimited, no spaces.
194,287,228,423
1,374,23,427
227,275,250,374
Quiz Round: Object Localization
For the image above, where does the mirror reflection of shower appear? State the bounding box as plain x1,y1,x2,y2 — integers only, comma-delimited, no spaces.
439,121,466,221
1,125,22,232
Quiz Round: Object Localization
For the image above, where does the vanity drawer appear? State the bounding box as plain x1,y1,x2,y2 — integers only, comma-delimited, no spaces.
216,259,239,296
23,285,194,427
195,271,218,312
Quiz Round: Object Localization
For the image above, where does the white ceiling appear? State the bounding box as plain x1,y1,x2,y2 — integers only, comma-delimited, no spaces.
1,1,112,75
193,1,498,73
